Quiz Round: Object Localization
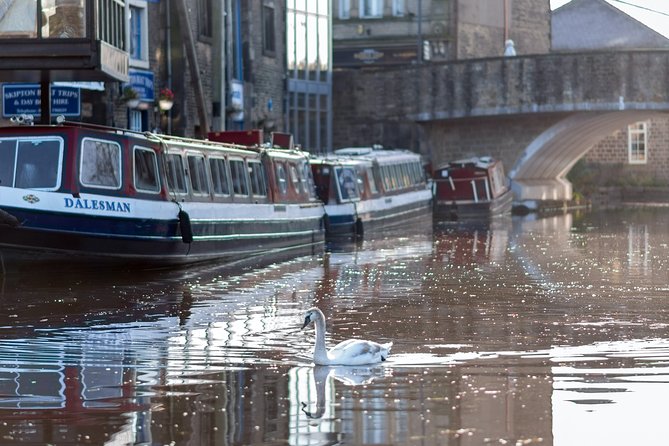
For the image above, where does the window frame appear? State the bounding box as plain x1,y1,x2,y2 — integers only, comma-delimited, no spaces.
209,156,232,197
628,121,648,165
132,145,161,194
79,137,122,190
0,136,64,191
198,0,213,40
262,4,276,56
229,157,250,197
392,0,404,16
360,0,383,18
186,152,210,196
165,152,189,195
338,0,350,19
127,0,149,69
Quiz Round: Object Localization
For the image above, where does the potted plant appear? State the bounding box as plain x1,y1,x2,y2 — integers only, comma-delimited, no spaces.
158,87,174,111
122,86,140,108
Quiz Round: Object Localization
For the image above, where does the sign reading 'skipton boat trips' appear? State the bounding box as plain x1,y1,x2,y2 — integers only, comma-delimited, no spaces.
2,83,81,117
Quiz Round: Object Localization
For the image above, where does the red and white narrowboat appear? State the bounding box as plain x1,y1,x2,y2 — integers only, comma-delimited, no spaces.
433,156,513,221
310,146,433,238
0,121,324,270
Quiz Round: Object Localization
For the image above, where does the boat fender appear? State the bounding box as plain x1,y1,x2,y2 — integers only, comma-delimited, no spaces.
178,210,194,244
355,218,364,238
0,209,20,227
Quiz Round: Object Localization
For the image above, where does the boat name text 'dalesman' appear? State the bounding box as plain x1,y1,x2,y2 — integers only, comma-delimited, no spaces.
64,197,131,213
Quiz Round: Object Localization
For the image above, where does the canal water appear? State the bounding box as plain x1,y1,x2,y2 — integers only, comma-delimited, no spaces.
0,208,668,445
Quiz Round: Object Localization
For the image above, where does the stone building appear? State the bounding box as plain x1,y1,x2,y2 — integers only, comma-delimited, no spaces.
331,0,550,151
553,0,669,190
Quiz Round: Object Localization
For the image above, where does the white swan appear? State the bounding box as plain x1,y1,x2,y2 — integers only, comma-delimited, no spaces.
301,307,392,366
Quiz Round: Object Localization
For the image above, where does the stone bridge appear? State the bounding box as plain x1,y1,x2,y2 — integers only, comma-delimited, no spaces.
332,50,669,202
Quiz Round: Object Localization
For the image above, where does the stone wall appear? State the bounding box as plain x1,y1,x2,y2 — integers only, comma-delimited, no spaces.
456,0,550,58
584,117,669,184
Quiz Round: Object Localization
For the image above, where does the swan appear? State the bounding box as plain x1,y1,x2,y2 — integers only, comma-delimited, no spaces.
301,307,392,366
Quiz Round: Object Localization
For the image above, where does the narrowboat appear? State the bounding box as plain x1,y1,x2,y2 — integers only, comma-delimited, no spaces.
0,121,324,270
433,156,513,221
310,146,433,238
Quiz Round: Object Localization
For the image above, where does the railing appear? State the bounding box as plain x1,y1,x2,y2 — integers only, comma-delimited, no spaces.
96,0,126,50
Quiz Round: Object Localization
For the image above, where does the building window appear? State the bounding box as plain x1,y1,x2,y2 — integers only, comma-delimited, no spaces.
628,122,648,164
198,0,212,39
360,0,383,18
263,5,276,55
392,0,404,16
127,1,148,68
338,0,350,19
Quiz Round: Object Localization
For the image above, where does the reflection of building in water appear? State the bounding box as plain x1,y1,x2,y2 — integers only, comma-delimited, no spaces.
627,224,650,274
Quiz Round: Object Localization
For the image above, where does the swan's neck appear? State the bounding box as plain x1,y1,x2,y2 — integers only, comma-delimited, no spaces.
313,317,330,365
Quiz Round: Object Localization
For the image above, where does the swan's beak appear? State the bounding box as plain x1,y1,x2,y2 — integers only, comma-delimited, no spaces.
301,316,310,329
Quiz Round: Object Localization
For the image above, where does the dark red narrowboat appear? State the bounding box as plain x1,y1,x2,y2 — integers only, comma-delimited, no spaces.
433,156,512,221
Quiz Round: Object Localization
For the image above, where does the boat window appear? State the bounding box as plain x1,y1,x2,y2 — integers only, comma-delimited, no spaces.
365,166,378,194
335,166,359,201
289,164,301,193
248,160,267,197
210,157,231,196
230,158,249,196
302,161,316,198
0,138,61,190
133,146,160,193
380,165,389,190
166,153,188,194
0,139,15,187
80,138,121,189
187,154,210,195
276,163,288,195
401,163,411,188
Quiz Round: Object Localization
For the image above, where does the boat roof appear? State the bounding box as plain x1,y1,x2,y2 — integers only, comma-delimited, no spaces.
330,146,422,164
0,121,310,159
435,156,498,171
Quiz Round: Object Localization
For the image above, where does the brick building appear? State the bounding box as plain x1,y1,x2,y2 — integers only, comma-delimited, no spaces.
0,0,332,152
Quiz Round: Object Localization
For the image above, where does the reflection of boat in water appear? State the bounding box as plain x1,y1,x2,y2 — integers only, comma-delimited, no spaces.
310,146,432,239
0,123,324,271
433,156,512,221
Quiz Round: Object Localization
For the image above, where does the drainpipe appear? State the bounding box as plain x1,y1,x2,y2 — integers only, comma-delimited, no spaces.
174,0,210,138
504,0,510,42
166,0,172,134
212,0,226,131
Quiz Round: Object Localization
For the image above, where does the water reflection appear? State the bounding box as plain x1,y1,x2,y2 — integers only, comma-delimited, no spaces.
0,210,668,444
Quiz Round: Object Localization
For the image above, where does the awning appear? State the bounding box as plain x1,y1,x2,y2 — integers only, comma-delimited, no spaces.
52,81,105,91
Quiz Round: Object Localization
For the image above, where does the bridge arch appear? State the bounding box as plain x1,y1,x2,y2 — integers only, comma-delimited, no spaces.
509,110,669,202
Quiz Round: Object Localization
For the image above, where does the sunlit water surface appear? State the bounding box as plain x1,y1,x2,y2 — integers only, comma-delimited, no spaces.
0,208,668,445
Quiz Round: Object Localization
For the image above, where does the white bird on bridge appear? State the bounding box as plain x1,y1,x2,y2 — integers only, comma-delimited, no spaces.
301,307,392,366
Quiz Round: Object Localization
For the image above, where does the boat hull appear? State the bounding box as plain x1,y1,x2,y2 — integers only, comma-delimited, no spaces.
324,189,433,237
434,188,513,221
0,191,324,271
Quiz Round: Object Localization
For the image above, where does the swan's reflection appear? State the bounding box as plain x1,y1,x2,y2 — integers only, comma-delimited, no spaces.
290,365,390,423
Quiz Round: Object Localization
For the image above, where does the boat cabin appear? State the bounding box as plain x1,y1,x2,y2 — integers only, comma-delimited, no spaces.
311,147,427,205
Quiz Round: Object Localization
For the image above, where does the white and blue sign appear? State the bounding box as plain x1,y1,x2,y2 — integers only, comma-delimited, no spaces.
2,83,81,117
126,69,155,101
